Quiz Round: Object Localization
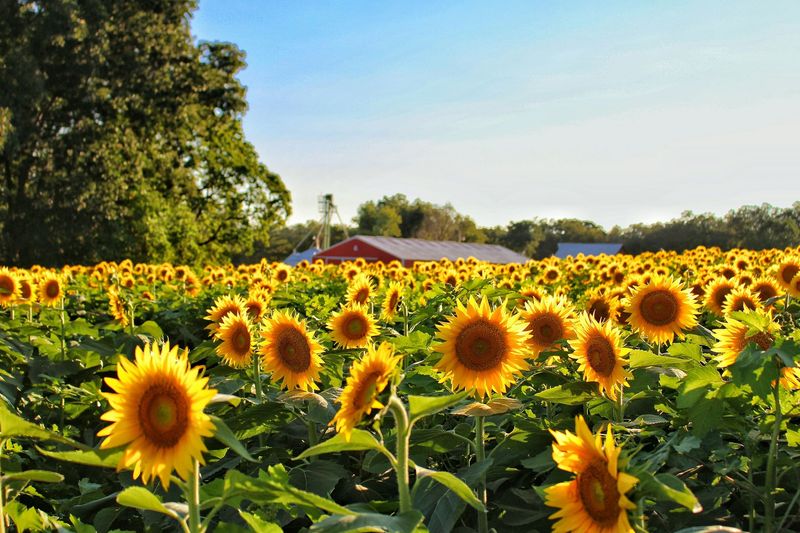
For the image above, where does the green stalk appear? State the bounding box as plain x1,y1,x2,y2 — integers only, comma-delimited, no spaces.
764,381,782,533
475,416,489,533
0,439,7,533
252,355,264,448
186,458,202,533
617,387,625,423
128,301,135,336
59,297,66,359
386,395,412,513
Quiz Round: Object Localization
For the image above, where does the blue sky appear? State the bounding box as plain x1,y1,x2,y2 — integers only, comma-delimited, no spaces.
193,1,800,229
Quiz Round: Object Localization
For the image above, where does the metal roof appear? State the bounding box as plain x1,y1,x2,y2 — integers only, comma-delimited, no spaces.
283,247,320,266
554,242,624,259
338,236,529,264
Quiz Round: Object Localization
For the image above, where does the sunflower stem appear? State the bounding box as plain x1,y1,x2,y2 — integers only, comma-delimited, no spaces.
764,379,782,533
0,439,7,533
475,415,489,533
128,301,135,336
252,355,264,448
616,387,625,423
59,297,66,359
386,394,412,514
186,458,202,533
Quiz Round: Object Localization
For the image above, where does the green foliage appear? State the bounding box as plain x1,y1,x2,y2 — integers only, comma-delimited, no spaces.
0,1,290,266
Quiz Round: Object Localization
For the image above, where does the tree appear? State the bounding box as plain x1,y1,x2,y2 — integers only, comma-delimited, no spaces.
0,0,290,266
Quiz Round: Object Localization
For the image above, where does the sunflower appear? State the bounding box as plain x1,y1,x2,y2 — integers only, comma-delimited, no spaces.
520,295,576,358
331,342,401,441
108,289,129,327
712,310,779,368
751,277,781,305
37,272,63,307
204,294,246,333
244,289,271,322
16,275,35,304
544,415,638,533
327,303,378,348
97,341,217,488
703,278,734,315
541,266,562,284
569,313,630,401
380,282,403,321
214,312,254,368
260,310,324,391
721,286,761,315
789,273,800,298
585,292,619,323
0,268,20,307
776,258,800,291
624,276,698,345
433,296,531,398
346,274,375,305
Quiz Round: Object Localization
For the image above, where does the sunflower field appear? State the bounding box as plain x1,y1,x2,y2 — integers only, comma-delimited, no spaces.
1,248,800,533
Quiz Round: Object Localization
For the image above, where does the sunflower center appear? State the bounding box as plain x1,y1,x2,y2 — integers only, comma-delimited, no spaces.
277,326,312,372
344,315,367,340
527,314,563,346
712,286,732,309
20,282,32,299
46,280,60,298
245,302,263,320
138,383,190,448
387,292,399,310
586,335,616,377
455,319,507,371
0,277,14,296
353,372,382,410
781,265,799,284
546,270,558,280
731,297,757,312
639,290,679,326
755,284,777,301
231,324,251,354
588,300,610,322
577,460,621,527
354,288,369,304
749,331,774,351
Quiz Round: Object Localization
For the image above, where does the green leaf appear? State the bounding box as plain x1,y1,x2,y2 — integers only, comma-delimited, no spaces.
637,471,702,513
408,391,468,423
629,349,693,369
210,415,256,462
296,429,393,463
676,366,723,409
414,466,485,511
535,381,598,405
134,320,163,339
730,345,779,400
36,446,123,468
0,403,79,446
238,511,281,532
309,511,425,533
1,470,64,483
116,486,178,518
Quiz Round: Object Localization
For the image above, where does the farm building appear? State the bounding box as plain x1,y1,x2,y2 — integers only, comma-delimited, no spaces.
313,236,529,266
555,242,624,259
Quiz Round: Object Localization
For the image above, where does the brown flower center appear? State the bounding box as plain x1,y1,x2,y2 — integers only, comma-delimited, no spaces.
577,460,621,527
353,371,382,410
639,290,679,326
585,334,616,377
455,319,507,371
245,301,264,320
588,300,611,322
230,323,251,355
546,270,559,281
45,280,60,299
276,325,312,372
343,314,368,340
749,331,774,351
353,288,369,304
730,296,757,313
138,382,190,448
781,264,799,284
754,283,777,302
712,285,732,309
387,291,400,311
0,276,14,297
527,314,563,347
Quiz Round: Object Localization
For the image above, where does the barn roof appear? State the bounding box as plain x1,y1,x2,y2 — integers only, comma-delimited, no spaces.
323,236,529,264
283,247,320,266
554,242,624,259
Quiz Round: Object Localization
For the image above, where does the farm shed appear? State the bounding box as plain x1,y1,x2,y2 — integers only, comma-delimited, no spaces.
554,242,624,259
283,247,321,266
314,236,529,266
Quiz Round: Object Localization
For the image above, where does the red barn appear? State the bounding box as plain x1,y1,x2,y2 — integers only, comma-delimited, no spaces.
313,236,529,266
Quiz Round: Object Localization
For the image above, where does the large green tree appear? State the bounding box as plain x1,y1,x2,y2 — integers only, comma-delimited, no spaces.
0,0,290,266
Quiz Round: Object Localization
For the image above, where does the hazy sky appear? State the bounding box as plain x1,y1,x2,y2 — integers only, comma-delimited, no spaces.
193,1,800,229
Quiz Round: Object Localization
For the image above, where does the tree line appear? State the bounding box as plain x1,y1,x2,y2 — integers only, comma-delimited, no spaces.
260,195,800,261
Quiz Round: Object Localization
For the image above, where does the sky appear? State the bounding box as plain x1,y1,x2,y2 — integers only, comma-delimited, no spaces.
192,1,800,230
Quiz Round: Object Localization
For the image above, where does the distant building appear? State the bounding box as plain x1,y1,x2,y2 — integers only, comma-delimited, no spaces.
283,247,321,266
554,242,624,259
314,236,529,266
